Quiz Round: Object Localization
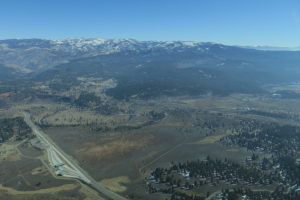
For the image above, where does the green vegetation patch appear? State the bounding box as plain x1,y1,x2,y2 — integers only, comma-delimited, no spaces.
0,117,32,143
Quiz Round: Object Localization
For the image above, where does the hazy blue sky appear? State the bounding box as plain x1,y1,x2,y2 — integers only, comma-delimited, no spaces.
0,0,300,46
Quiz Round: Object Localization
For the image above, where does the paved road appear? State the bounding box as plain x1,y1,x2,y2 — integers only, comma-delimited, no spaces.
23,112,127,200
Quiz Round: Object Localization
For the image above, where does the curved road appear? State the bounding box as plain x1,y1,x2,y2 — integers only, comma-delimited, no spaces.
23,112,127,200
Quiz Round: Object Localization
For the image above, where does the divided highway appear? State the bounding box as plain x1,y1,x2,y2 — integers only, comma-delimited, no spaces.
23,112,127,200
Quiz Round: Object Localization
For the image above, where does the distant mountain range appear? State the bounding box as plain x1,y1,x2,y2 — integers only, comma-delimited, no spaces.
1,38,300,99
242,45,300,51
2,38,299,74
0,38,225,72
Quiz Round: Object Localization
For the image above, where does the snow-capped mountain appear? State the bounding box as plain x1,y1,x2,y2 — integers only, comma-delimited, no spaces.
2,38,299,76
1,38,300,97
0,38,226,72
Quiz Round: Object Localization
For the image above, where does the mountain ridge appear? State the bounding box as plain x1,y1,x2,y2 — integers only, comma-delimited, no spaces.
1,38,300,98
0,38,254,73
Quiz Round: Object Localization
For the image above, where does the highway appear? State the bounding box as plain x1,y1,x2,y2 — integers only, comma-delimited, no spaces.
23,112,128,200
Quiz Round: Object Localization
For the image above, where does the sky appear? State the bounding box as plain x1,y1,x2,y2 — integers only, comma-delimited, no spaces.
0,0,300,47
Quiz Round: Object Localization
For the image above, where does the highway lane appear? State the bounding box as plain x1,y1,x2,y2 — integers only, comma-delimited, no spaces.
23,112,128,200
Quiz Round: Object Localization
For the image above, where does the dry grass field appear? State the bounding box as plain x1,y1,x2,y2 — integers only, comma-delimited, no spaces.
78,133,156,162
99,176,131,193
0,143,21,161
192,129,233,145
0,183,78,195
